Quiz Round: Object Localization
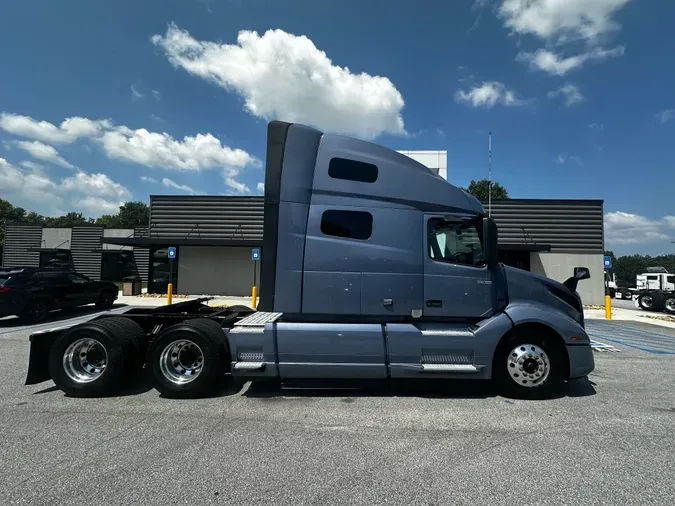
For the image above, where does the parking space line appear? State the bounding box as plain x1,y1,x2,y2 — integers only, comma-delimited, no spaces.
587,332,675,355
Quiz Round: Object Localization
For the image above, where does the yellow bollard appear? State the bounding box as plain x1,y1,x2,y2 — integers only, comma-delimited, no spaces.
167,283,173,305
604,294,611,319
251,285,257,309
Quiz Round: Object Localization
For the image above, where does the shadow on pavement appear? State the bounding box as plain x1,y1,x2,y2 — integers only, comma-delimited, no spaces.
240,376,597,401
0,303,128,329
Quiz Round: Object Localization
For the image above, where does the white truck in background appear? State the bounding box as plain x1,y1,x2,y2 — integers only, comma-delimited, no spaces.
633,267,675,314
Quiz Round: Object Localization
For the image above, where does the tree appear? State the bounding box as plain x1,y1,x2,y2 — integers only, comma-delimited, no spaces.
43,212,89,228
0,198,28,243
95,201,149,229
463,179,509,200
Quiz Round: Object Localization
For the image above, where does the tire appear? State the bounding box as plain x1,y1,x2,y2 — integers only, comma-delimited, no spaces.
493,330,566,400
609,288,616,299
48,319,130,397
664,297,675,315
227,305,255,314
19,299,50,324
148,318,228,399
95,290,116,310
95,316,146,374
638,293,656,311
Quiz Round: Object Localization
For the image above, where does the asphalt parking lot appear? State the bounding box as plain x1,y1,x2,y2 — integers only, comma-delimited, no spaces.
0,312,674,506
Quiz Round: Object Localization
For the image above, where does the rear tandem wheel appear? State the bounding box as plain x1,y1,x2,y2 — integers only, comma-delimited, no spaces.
147,318,229,399
48,317,145,397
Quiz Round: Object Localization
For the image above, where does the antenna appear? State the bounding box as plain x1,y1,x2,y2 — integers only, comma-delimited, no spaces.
488,131,492,217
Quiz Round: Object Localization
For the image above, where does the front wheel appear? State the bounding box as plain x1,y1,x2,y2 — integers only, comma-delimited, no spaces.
494,333,565,399
664,297,675,315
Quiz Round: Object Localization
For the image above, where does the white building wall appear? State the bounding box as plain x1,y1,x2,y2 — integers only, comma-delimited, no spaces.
397,150,447,180
103,229,134,251
41,228,72,249
530,252,605,306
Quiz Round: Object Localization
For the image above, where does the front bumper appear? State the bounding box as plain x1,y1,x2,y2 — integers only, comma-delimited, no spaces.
566,343,595,379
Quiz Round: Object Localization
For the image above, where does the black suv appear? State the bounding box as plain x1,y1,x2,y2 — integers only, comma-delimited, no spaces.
0,267,119,323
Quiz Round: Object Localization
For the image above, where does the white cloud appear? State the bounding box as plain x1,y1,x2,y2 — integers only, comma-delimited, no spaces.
589,122,605,131
517,46,624,76
131,84,144,100
655,109,675,124
224,177,250,194
454,81,526,108
0,113,110,144
555,154,583,166
100,126,258,173
604,211,675,245
75,196,123,215
569,155,584,167
548,83,585,106
152,89,162,101
256,182,265,193
140,175,198,194
61,171,131,200
498,0,632,44
19,160,46,172
13,140,74,168
151,23,407,140
0,157,130,216
162,177,196,194
1,111,259,193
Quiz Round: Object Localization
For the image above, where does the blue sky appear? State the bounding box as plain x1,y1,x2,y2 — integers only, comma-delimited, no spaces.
0,0,673,256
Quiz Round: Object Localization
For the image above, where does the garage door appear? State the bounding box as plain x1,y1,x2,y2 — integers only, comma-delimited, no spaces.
177,246,260,296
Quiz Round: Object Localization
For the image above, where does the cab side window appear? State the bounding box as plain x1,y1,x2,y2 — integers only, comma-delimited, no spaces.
428,218,484,266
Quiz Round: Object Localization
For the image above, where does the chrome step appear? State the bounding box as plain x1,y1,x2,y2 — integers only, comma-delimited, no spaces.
233,362,265,371
421,364,481,372
234,311,283,327
419,328,474,337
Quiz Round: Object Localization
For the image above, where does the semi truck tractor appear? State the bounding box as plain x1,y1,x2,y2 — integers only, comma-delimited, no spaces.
25,120,595,399
633,267,675,314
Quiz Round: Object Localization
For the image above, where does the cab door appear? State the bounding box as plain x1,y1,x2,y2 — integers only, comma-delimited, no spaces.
423,214,494,319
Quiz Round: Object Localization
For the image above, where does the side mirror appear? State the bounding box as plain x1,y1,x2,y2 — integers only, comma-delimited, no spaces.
574,267,590,280
564,266,590,292
482,216,499,268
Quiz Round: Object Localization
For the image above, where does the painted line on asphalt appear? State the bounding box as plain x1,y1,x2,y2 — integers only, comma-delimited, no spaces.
587,332,675,355
586,320,675,340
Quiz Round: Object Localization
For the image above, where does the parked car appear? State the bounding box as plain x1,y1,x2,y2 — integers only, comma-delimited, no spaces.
0,267,119,323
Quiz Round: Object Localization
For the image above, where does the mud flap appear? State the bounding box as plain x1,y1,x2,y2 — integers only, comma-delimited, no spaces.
25,330,63,385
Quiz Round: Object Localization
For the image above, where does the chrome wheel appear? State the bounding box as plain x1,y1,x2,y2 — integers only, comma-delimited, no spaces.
665,298,675,313
507,344,550,388
159,340,204,385
640,296,654,309
63,338,108,383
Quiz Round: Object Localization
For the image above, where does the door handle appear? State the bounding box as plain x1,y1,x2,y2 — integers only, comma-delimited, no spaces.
425,300,442,308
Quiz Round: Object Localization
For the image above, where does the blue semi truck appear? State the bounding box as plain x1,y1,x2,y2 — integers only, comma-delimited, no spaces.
25,120,594,399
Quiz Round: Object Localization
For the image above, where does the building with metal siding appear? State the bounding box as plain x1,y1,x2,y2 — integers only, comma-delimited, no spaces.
148,196,264,244
486,199,604,253
3,195,605,304
1,223,147,284
2,224,42,267
70,226,104,280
